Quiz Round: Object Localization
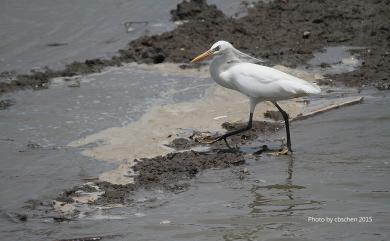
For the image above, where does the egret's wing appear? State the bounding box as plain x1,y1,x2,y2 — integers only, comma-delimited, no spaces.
220,63,320,100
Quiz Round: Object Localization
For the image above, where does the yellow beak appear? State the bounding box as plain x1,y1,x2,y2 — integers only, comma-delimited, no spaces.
191,50,213,63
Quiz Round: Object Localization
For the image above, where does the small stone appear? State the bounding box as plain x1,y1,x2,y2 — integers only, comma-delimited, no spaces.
160,220,171,224
303,31,311,39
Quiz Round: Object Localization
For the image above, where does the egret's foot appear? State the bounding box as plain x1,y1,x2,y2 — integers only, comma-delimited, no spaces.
198,136,239,152
222,138,240,151
271,146,290,156
278,147,290,155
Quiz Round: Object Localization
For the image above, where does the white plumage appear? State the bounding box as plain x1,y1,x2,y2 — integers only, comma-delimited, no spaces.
191,40,321,152
219,63,320,99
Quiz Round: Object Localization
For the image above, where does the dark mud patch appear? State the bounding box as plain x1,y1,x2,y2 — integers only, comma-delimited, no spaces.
134,151,245,192
94,182,135,205
2,0,389,96
0,58,122,95
170,0,219,21
164,137,199,151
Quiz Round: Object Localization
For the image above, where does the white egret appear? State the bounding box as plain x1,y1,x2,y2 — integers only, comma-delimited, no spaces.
191,41,321,153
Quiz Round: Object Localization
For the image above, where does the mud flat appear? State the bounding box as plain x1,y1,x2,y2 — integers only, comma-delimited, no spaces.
1,0,389,96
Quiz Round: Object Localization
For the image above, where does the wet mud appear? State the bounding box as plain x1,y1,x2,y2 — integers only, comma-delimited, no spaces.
0,58,122,95
49,120,281,213
121,0,390,88
1,0,389,95
134,151,245,191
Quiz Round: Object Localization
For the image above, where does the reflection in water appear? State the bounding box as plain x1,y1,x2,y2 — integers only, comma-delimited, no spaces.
223,156,303,241
286,155,295,213
249,155,320,216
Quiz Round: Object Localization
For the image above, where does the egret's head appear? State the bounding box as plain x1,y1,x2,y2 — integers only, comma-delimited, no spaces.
191,40,233,63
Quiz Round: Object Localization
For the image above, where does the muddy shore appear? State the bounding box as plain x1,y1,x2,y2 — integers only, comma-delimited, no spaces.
50,120,281,216
1,0,389,96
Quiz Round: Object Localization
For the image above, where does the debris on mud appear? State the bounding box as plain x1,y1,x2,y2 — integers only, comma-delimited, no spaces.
264,110,283,121
0,99,14,110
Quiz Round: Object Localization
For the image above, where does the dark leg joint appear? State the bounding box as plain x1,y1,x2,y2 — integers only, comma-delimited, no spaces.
213,113,254,147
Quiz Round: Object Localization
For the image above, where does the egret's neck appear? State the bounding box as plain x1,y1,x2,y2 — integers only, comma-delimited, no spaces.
209,50,237,90
210,49,237,74
210,54,225,80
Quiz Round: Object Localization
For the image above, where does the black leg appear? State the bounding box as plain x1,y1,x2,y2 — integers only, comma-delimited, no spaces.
214,113,253,143
273,102,292,152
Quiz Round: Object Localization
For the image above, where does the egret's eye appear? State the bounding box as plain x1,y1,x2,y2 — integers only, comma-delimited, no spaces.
213,46,221,52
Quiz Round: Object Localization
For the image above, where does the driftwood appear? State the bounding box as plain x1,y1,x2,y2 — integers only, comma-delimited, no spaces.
291,97,364,122
54,234,121,241
80,176,99,181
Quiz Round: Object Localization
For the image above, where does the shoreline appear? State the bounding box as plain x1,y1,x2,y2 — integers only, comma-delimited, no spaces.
1,0,389,98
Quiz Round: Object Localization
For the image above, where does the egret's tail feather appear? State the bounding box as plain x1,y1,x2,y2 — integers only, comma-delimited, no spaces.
305,82,321,94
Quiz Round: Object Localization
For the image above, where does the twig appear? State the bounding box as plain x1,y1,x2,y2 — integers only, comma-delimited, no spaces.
292,97,364,122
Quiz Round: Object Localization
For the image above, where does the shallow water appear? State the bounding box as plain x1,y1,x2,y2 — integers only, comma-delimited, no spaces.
301,46,364,76
0,65,212,212
0,0,256,74
1,63,389,240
